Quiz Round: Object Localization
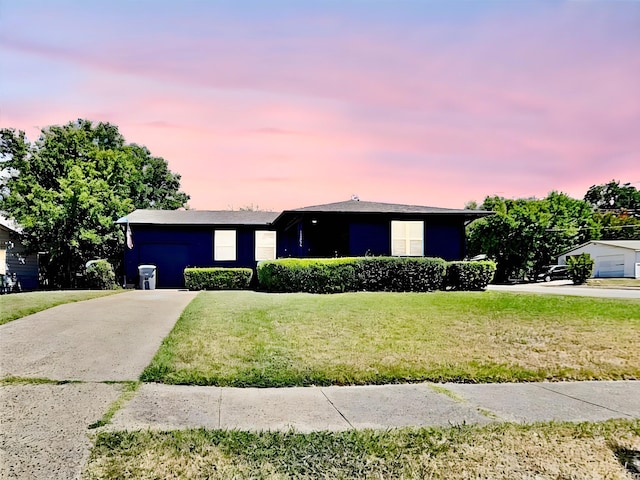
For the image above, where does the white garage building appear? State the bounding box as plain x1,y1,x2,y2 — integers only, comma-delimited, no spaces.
558,240,640,279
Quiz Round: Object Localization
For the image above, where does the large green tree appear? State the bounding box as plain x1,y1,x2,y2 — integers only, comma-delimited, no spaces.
0,119,189,288
466,193,599,282
584,180,640,215
584,180,640,239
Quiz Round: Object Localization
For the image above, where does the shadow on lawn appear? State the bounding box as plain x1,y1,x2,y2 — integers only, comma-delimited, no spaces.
611,444,640,477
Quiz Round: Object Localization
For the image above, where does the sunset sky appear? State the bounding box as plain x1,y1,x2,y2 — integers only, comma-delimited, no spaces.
1,1,639,211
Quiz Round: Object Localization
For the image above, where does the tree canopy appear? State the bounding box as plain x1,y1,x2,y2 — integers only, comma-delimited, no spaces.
0,119,189,288
584,180,640,215
584,180,640,240
466,192,599,282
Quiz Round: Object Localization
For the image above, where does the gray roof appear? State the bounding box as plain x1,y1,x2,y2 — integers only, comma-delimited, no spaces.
116,209,279,226
285,200,489,215
591,240,640,251
559,239,640,256
117,200,491,227
0,215,22,233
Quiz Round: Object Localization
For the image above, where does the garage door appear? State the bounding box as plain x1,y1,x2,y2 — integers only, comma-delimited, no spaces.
139,244,190,288
596,255,625,278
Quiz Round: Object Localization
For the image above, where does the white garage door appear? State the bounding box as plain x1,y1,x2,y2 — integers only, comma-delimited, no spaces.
596,255,625,278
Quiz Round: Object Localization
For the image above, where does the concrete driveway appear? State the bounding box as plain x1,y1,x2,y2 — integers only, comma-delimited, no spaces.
0,289,196,479
0,289,197,381
488,281,640,299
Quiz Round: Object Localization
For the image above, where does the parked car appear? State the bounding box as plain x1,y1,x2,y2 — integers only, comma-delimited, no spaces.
537,265,570,282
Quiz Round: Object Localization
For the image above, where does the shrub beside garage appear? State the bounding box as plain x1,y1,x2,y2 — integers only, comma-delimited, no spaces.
184,267,253,291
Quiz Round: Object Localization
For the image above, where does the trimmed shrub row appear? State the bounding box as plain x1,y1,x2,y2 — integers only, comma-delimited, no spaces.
257,257,496,293
445,261,497,291
184,267,253,291
185,258,496,293
256,258,362,294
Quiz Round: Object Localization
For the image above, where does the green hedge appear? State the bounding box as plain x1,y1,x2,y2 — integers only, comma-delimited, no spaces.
257,257,447,293
184,267,253,291
567,253,594,285
86,259,117,290
256,258,359,294
445,261,496,291
356,257,446,292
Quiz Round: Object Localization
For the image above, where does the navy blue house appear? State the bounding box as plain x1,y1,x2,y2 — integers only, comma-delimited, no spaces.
117,199,490,288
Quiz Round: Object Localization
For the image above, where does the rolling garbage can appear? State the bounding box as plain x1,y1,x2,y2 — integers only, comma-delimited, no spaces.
138,265,157,290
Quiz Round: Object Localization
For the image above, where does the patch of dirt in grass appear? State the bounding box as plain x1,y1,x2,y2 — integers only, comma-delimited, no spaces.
84,443,247,480
451,319,640,379
421,424,640,479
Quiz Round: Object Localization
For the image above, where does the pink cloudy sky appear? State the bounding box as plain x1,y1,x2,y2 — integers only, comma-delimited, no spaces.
1,1,639,211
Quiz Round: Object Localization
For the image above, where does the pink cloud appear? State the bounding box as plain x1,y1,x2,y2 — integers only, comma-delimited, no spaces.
2,2,638,211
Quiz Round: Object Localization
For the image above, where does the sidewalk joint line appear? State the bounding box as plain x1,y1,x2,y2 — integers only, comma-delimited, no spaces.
320,389,354,429
217,388,222,429
535,384,634,418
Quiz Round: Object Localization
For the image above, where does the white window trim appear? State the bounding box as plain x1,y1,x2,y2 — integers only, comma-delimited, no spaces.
255,230,277,261
391,220,424,256
214,230,236,261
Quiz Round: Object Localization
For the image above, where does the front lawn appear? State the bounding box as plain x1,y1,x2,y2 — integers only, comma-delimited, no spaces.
0,290,123,325
141,291,640,386
84,419,640,480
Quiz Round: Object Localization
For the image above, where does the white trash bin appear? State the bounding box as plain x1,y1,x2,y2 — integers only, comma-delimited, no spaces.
138,265,157,290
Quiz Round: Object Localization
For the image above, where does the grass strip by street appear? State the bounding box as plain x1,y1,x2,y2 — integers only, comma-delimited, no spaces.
88,382,140,429
0,290,123,325
587,278,640,289
0,376,82,386
83,419,640,480
141,291,640,386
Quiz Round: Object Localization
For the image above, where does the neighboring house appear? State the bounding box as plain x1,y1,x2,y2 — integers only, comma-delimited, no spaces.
0,216,39,291
558,240,640,278
117,199,491,288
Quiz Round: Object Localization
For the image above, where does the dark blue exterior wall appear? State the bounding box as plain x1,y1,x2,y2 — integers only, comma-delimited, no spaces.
125,213,469,288
275,213,467,261
349,221,389,256
425,222,465,260
124,225,273,288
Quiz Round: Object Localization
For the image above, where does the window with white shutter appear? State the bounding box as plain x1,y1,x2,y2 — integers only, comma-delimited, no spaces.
255,231,276,261
214,230,236,261
391,221,424,256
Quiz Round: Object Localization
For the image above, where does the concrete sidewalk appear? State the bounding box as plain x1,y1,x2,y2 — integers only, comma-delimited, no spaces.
107,380,640,433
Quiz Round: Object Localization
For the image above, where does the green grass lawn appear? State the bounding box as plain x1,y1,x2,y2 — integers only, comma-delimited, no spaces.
141,291,640,386
587,278,640,288
0,290,123,325
84,419,640,479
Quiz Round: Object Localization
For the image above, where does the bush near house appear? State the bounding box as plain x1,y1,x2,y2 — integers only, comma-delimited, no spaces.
256,258,359,293
445,261,497,291
85,260,117,290
567,253,595,285
356,257,447,292
184,267,253,291
257,257,448,293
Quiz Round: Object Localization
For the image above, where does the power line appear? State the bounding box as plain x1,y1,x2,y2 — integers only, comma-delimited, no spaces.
546,224,640,232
